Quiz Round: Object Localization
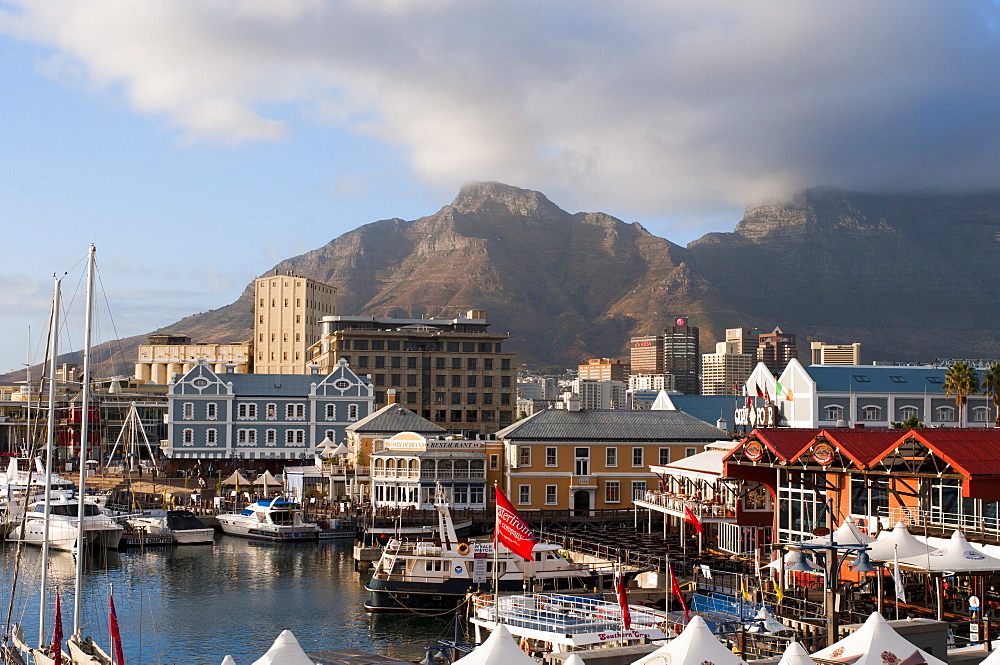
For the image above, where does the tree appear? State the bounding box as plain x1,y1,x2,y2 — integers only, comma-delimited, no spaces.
891,413,925,429
943,361,979,427
981,362,1000,427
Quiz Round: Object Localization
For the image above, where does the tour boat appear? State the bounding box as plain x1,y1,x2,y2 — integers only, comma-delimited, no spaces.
10,491,123,551
364,502,598,612
127,509,216,545
216,497,319,541
0,456,76,522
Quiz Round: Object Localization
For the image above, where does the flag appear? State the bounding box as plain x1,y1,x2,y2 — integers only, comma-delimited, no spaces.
755,384,764,399
740,577,751,601
775,380,793,401
109,591,125,665
669,564,690,622
683,506,703,534
774,578,784,604
893,546,906,603
745,391,753,409
52,593,63,665
615,569,632,629
494,488,536,561
785,387,793,401
764,386,771,405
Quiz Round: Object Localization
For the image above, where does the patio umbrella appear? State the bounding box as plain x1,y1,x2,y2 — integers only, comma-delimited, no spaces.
764,550,824,574
777,642,815,665
745,606,791,634
221,470,250,487
316,435,338,458
253,470,281,494
811,612,946,665
898,530,1000,573
866,522,932,562
451,624,536,665
630,615,747,665
251,630,313,665
220,656,236,665
804,516,875,547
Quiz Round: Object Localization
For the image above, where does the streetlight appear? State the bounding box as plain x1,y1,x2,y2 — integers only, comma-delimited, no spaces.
790,541,876,646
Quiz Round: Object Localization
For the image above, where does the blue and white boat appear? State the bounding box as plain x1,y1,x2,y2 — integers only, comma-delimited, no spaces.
216,498,318,541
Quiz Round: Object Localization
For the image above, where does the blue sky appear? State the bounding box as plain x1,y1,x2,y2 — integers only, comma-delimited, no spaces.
2,1,999,374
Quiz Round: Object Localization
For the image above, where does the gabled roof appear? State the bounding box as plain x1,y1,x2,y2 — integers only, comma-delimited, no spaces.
346,403,446,434
656,394,740,427
905,429,1000,478
818,428,905,469
744,428,822,461
804,365,950,394
495,408,729,441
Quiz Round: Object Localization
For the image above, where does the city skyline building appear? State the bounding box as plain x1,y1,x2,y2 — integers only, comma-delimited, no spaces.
701,341,753,396
663,318,700,395
811,341,862,365
577,358,630,382
254,272,338,375
757,327,797,374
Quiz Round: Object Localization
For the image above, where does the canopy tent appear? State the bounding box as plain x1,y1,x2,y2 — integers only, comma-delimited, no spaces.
451,624,536,665
804,516,875,547
327,442,351,458
765,550,824,574
777,642,816,665
746,606,791,634
811,612,946,665
252,470,282,488
221,470,251,486
899,530,1000,573
564,656,585,665
250,630,314,665
866,522,932,562
979,643,1000,665
630,615,747,665
220,656,236,665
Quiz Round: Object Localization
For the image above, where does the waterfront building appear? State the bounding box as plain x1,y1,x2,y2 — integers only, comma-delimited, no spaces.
701,342,753,396
497,394,729,513
309,310,517,436
370,431,487,510
742,359,995,429
664,318,700,395
757,327,797,373
254,272,338,375
136,335,251,384
810,341,862,365
577,358,629,382
162,359,372,460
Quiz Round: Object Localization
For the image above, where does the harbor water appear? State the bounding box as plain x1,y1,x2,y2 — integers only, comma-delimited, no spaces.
0,536,456,664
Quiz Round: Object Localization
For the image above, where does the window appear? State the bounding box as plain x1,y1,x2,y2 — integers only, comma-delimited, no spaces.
852,375,871,383
182,402,194,420
266,403,277,420
285,429,306,445
659,448,671,465
484,376,493,388
375,357,385,368
357,356,369,368
898,405,919,421
354,340,369,350
973,407,989,422
451,375,462,387
467,393,477,405
467,358,478,371
861,405,882,421
890,376,907,383
451,358,462,370
605,480,621,503
545,485,558,505
435,358,446,370
519,485,531,505
825,405,844,421
390,374,401,387
685,447,697,457
391,357,401,369
484,359,493,371
407,357,417,369
237,403,257,420
325,429,335,441
325,403,336,420
236,429,257,445
501,376,511,388
206,429,217,446
372,340,384,351
182,428,194,446
451,392,462,405
286,403,306,420
606,447,617,467
744,485,771,511
483,393,493,405
519,446,531,467
632,481,647,501
936,406,956,422
546,447,557,466
632,447,644,467
348,404,359,421
501,359,511,371
206,403,217,420
407,374,417,387
435,375,446,387
467,375,477,388
926,376,943,384
265,429,276,446
489,454,499,470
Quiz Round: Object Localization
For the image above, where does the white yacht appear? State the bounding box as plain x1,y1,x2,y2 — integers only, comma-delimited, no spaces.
216,498,319,541
127,509,216,545
0,456,76,521
10,491,124,551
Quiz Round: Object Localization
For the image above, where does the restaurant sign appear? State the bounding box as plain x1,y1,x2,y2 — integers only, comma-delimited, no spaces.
734,405,778,428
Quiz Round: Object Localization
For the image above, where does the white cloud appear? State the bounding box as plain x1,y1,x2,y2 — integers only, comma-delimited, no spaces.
3,0,999,220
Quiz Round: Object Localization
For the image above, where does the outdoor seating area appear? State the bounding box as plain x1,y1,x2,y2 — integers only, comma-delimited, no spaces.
641,489,736,519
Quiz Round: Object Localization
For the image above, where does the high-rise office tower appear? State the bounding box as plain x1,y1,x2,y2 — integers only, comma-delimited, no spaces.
701,342,753,396
757,327,797,373
725,328,762,355
810,341,862,365
630,335,664,374
663,317,700,395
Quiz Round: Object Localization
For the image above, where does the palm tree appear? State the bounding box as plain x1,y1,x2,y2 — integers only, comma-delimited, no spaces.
943,361,979,427
981,363,1000,427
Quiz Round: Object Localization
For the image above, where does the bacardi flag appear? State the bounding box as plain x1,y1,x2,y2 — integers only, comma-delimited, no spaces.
109,591,125,665
52,593,63,665
495,488,536,561
615,569,632,629
669,564,690,622
683,506,703,534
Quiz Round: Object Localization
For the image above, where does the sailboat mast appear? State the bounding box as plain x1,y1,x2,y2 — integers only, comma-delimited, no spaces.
24,326,31,455
38,276,61,647
73,244,96,636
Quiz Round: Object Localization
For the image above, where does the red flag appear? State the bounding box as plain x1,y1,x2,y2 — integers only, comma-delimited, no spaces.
494,488,536,561
755,384,764,399
615,570,632,629
764,386,771,405
669,564,690,622
683,506,703,534
109,591,125,665
745,392,752,409
52,593,63,665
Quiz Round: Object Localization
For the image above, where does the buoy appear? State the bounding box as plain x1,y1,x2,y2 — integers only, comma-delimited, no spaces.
457,543,471,555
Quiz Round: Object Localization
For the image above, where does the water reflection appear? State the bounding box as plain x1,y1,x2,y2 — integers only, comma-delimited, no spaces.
0,537,449,664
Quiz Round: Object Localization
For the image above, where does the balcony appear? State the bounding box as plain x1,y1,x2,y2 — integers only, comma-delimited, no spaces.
635,489,737,522
882,506,1000,540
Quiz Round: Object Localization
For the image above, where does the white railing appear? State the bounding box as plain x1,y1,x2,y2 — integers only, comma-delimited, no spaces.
882,506,1000,537
641,490,736,519
572,475,593,486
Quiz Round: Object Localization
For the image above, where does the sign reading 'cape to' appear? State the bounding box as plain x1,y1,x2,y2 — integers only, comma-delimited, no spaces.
495,488,537,561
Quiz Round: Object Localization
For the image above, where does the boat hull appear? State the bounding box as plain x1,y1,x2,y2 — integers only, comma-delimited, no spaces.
217,517,318,541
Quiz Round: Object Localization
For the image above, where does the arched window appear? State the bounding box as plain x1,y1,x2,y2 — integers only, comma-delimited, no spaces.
861,405,882,421
438,459,453,479
825,405,844,421
182,428,194,445
972,406,989,422
936,406,956,422
898,405,919,421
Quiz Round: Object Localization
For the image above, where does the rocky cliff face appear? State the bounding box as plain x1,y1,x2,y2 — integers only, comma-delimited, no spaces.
7,184,1000,382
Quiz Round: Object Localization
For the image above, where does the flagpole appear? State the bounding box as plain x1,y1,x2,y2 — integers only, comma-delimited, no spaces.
493,483,500,622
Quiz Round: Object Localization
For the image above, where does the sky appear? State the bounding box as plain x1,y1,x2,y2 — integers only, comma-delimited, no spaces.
2,0,1000,374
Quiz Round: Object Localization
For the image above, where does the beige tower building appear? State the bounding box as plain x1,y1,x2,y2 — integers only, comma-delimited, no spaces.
810,341,862,365
254,272,337,374
701,341,753,396
136,336,251,384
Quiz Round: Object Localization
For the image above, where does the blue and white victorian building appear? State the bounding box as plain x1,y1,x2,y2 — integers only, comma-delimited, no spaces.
163,359,373,460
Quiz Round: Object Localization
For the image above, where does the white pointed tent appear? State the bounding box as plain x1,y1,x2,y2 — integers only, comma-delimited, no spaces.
221,470,251,487
899,530,1000,572
746,606,790,634
631,615,747,665
220,656,237,665
777,642,816,665
866,522,932,561
252,470,282,494
978,643,1000,665
811,612,946,665
250,630,315,665
316,436,338,457
804,516,875,547
564,655,586,665
451,624,536,665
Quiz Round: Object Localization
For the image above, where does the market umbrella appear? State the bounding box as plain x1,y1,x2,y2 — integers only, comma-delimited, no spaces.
811,612,946,665
899,530,1000,572
866,522,932,562
777,642,815,665
630,615,747,665
745,606,791,634
220,656,236,665
804,516,875,547
451,624,536,665
316,436,338,458
764,550,824,574
253,470,281,495
250,630,314,665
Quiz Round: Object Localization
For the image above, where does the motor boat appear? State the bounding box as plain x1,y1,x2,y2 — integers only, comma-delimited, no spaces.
9,490,123,551
216,498,319,541
0,456,76,522
127,509,216,545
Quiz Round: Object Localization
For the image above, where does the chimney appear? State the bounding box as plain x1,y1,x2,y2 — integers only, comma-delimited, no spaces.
224,363,236,374
387,389,397,405
308,363,321,375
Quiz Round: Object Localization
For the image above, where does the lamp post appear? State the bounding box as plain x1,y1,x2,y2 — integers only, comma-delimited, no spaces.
790,543,876,646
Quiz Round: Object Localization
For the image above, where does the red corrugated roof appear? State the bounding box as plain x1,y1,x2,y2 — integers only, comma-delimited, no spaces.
907,429,1000,478
821,429,907,469
751,428,822,461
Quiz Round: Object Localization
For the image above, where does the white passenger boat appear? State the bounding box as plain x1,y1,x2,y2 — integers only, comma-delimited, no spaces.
216,498,319,541
364,501,598,612
127,509,215,545
469,592,668,651
0,456,76,521
9,491,123,551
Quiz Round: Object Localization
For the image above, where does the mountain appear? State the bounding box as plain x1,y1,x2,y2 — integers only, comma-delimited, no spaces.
5,183,1000,382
